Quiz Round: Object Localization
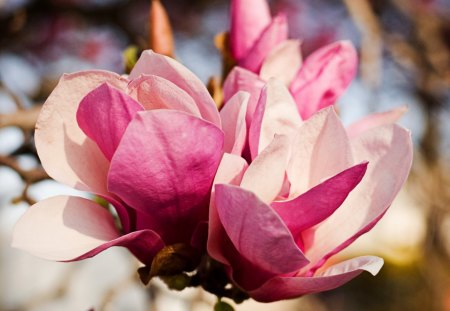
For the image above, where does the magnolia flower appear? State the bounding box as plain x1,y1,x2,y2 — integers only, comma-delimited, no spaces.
226,0,356,121
208,79,413,302
12,51,224,266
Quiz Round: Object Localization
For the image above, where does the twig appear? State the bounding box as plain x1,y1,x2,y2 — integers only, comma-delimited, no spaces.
342,0,383,87
0,154,48,183
0,154,49,205
0,105,41,131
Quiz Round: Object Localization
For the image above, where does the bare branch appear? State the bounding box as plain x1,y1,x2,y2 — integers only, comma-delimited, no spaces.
342,0,383,87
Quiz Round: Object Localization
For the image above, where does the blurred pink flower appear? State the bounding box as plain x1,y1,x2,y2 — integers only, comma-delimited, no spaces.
12,51,224,266
227,0,357,120
208,79,413,302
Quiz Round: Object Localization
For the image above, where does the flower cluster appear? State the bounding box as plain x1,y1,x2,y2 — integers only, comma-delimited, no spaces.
12,0,413,305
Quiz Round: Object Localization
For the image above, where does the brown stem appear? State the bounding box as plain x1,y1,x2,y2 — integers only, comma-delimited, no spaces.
342,0,383,87
0,105,41,131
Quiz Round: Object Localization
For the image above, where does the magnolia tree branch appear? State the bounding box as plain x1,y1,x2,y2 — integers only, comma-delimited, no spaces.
0,154,49,205
0,105,41,131
342,0,383,87
0,155,48,184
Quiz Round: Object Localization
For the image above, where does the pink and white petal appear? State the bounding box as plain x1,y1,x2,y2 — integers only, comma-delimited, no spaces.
272,162,367,238
249,78,302,158
287,107,353,197
35,70,128,194
241,135,291,203
208,153,248,265
240,14,289,73
77,83,143,161
99,195,133,234
11,196,164,264
230,0,271,61
129,51,220,127
215,184,309,275
220,91,249,155
223,67,265,126
290,41,357,119
249,256,383,302
260,40,302,86
108,110,224,244
303,125,413,272
346,106,408,138
127,74,201,117
67,229,165,265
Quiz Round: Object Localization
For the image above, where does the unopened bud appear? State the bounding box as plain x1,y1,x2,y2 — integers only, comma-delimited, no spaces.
149,0,174,57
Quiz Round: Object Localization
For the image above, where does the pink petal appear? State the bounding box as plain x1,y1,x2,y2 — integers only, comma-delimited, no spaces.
346,106,408,138
220,91,249,155
127,74,201,117
240,14,289,73
208,153,248,265
249,78,302,158
223,67,265,126
76,83,143,161
260,40,303,85
290,41,358,119
11,196,164,264
129,50,220,127
249,256,383,302
272,162,368,238
108,110,224,244
287,107,353,197
230,0,272,61
241,135,290,203
303,125,413,272
215,184,309,276
35,71,127,194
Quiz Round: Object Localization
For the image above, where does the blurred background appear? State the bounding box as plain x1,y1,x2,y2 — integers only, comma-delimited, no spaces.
0,0,449,310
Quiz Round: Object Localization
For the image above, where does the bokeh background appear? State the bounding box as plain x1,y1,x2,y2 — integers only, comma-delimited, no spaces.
0,0,449,310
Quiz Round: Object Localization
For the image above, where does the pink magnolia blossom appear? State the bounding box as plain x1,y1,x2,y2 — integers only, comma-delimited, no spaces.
12,51,224,266
227,0,357,120
209,79,413,302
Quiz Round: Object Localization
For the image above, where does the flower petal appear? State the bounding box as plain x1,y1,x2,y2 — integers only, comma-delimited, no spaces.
223,67,265,126
249,78,302,158
241,135,291,203
260,40,302,86
240,14,289,73
76,83,143,161
249,256,383,302
220,91,249,155
129,50,220,127
108,110,224,244
35,70,127,193
11,196,164,264
230,0,272,61
127,74,201,117
286,107,353,197
272,162,368,238
290,41,357,119
215,184,309,276
346,106,408,138
208,153,248,265
303,125,413,272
